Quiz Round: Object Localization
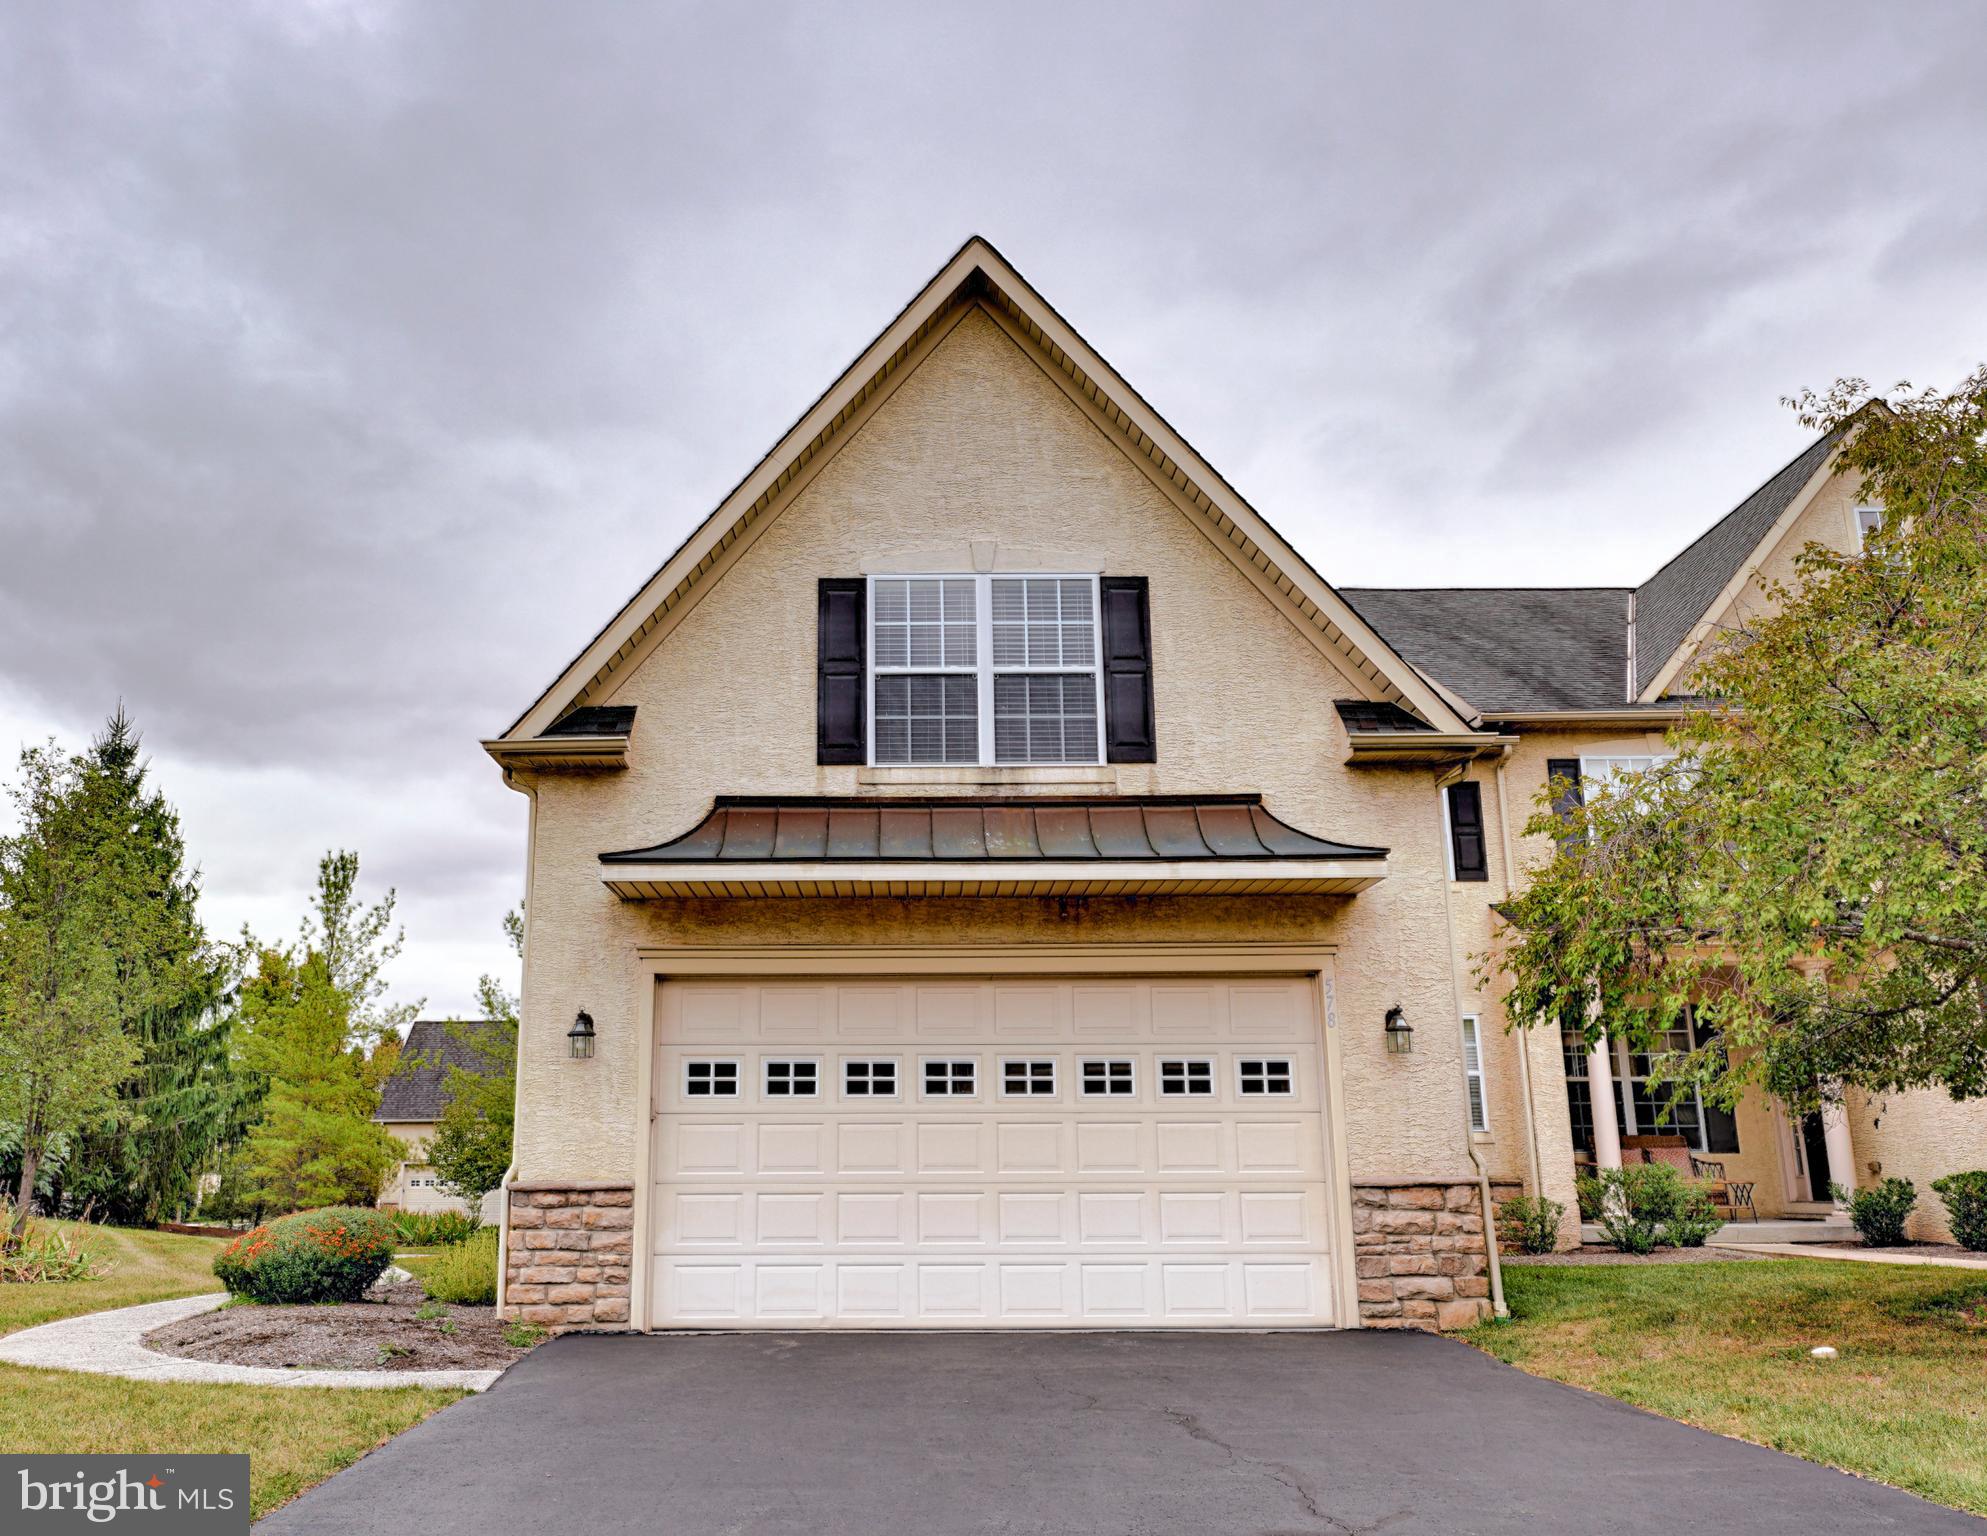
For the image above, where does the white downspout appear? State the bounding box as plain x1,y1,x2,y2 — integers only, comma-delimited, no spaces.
492,766,537,1316
1437,760,1508,1319
1492,747,1544,1200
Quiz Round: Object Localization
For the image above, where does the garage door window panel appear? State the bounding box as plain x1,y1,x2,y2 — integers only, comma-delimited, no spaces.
764,1059,821,1098
1238,1059,1294,1097
1000,1058,1058,1098
685,1060,741,1098
1081,1058,1137,1098
842,1059,900,1099
1159,1058,1216,1097
922,1058,978,1098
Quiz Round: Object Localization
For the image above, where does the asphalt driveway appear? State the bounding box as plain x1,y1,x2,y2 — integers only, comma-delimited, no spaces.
257,1330,1982,1534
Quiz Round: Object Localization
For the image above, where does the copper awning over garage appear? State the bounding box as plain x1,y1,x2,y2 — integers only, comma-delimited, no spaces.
599,795,1388,899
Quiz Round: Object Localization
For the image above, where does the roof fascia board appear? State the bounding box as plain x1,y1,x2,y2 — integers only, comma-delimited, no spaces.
502,243,989,741
504,236,1469,740
582,301,977,713
1480,708,1686,728
970,265,1469,732
1636,447,1839,704
1343,731,1518,764
601,857,1388,898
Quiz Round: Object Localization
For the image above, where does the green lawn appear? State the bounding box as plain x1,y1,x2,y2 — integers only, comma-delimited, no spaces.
1,1223,463,1518
1473,1259,1987,1516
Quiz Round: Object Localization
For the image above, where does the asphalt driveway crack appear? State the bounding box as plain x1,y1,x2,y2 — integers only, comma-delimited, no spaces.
1155,1403,1350,1534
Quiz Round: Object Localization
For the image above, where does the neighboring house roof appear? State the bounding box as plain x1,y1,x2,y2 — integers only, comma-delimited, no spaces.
489,236,1472,748
376,1019,505,1124
1340,588,1630,714
603,795,1387,864
1631,430,1840,697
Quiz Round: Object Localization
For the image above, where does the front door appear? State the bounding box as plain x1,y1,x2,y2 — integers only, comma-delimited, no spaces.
1798,1111,1833,1201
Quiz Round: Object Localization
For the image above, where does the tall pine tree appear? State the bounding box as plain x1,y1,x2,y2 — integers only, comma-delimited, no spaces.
60,710,248,1223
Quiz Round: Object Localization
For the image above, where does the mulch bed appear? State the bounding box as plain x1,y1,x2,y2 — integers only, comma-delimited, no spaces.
143,1282,536,1372
1813,1241,1981,1260
1509,1245,1775,1266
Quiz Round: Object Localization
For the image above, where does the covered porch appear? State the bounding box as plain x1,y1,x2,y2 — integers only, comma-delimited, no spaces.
1563,1025,1856,1238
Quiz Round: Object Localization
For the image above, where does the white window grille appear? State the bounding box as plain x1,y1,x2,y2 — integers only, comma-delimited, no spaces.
1461,1016,1488,1132
869,574,1102,766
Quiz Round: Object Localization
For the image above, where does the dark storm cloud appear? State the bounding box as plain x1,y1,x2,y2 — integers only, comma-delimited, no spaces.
2,0,1983,1007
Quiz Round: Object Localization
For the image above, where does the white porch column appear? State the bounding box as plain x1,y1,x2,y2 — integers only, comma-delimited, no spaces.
1822,1100,1857,1203
1588,1037,1623,1171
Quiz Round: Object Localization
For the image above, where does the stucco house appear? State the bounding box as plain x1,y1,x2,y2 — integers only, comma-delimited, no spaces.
482,238,1984,1335
375,1018,501,1215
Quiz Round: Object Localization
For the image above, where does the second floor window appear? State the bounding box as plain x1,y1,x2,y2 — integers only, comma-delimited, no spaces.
870,575,1101,766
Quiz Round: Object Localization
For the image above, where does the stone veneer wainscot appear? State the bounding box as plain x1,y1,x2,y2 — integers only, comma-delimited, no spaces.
1351,1181,1502,1332
502,1182,635,1329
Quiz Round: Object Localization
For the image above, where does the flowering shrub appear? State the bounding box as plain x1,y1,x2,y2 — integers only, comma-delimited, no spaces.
213,1206,397,1303
0,1202,113,1283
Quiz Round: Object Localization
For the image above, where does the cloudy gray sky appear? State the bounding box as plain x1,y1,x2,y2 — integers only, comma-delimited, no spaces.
3,1,1983,1016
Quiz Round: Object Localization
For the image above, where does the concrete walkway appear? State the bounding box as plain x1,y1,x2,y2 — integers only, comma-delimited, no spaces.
1722,1243,1987,1270
0,1293,502,1390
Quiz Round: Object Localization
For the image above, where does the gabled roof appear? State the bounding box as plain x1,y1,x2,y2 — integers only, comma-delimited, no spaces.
1341,588,1631,714
1632,430,1839,697
375,1019,505,1124
494,236,1471,745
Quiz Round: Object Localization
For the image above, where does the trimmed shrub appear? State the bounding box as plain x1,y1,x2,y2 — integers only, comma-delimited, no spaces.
1500,1195,1567,1255
1931,1171,1987,1252
391,1210,478,1248
1573,1172,1606,1222
1663,1183,1725,1247
213,1207,397,1303
1833,1177,1916,1247
419,1226,498,1306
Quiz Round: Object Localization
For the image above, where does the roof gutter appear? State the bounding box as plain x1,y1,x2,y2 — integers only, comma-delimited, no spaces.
1344,731,1519,765
1477,708,1686,729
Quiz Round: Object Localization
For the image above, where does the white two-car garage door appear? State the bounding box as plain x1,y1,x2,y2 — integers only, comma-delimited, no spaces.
648,975,1342,1328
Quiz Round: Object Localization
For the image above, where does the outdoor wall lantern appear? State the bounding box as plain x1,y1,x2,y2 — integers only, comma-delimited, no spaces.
1384,1004,1413,1055
568,1009,596,1060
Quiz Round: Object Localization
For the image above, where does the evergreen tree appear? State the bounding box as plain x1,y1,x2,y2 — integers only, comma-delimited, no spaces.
59,710,247,1223
0,734,185,1242
232,946,401,1211
229,851,415,1212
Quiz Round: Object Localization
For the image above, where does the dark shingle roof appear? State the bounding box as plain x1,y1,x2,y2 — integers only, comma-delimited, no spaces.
1340,588,1630,713
544,705,636,737
1632,431,1837,694
602,795,1387,864
376,1019,506,1123
1333,699,1433,733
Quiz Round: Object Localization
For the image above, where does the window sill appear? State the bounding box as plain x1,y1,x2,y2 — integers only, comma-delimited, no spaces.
856,765,1119,791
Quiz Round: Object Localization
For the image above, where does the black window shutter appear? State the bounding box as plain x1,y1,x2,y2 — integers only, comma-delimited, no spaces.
1689,1013,1741,1154
816,578,865,765
1099,577,1155,763
1447,781,1489,882
1545,757,1584,850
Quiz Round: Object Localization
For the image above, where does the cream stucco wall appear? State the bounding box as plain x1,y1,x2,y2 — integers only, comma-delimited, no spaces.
1852,1087,1987,1243
506,304,1482,1197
